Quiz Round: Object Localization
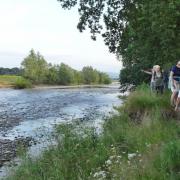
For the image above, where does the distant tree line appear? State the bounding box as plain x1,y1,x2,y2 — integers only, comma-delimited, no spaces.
21,49,112,85
0,67,22,75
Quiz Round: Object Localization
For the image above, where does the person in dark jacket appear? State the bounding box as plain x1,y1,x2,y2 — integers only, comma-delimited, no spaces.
170,61,180,110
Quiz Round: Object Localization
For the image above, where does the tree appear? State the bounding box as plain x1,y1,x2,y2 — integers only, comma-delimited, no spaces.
0,67,22,75
99,72,112,84
46,65,59,84
74,70,84,85
57,0,180,87
82,66,99,84
21,49,48,83
58,63,75,85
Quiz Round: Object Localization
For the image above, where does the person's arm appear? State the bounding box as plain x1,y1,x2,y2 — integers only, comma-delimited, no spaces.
141,70,152,75
170,71,175,88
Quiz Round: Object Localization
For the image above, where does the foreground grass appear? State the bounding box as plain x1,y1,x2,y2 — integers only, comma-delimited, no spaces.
7,85,180,180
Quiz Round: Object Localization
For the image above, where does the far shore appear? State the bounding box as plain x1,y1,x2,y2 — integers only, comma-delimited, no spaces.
0,82,120,89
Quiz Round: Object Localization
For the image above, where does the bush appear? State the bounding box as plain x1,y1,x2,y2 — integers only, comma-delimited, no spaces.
14,77,32,89
123,84,171,112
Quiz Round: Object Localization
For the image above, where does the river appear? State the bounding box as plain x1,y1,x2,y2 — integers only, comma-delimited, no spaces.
0,84,122,178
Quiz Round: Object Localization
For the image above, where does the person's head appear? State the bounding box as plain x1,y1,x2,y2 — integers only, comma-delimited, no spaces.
176,61,180,68
156,65,161,72
154,65,160,72
152,65,157,71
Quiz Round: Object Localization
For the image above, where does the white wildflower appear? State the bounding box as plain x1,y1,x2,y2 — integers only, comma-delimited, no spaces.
105,159,112,166
93,171,106,178
109,156,115,160
128,153,137,159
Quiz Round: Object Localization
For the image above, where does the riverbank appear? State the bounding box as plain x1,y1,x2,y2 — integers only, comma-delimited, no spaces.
34,82,119,90
0,75,19,88
6,85,180,180
0,75,118,89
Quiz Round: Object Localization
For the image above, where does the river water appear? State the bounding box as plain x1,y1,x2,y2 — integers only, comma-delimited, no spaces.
0,85,122,178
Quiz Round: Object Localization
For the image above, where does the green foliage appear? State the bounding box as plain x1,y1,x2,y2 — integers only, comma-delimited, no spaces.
57,0,180,87
154,140,180,179
124,84,171,112
58,63,75,85
82,66,99,84
73,70,84,85
99,72,112,84
45,65,59,85
0,67,22,75
21,49,48,84
14,77,32,89
21,50,112,85
0,75,20,86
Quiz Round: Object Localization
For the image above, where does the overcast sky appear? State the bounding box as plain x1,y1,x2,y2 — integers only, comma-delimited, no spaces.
0,0,122,73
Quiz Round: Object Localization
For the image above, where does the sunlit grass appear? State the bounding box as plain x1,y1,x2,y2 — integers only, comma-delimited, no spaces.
0,75,20,86
0,75,32,89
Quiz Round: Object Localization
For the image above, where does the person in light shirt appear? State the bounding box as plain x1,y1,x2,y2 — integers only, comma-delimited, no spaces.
141,65,157,92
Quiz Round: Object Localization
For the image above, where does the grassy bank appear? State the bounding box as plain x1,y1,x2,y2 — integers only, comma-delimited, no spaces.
0,75,19,87
7,85,180,180
0,75,32,89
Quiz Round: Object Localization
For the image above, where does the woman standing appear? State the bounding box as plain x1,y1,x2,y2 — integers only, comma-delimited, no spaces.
141,65,157,92
153,65,164,94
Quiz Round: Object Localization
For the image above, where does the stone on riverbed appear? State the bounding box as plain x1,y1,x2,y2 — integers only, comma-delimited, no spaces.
0,137,33,168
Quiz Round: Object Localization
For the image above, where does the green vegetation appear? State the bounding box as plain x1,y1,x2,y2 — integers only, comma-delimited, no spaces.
22,49,112,85
0,75,20,87
7,85,180,179
0,75,32,89
58,0,180,87
14,77,32,89
0,67,22,75
0,49,112,88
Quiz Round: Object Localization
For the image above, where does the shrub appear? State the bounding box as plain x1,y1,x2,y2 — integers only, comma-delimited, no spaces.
123,84,171,112
14,77,32,89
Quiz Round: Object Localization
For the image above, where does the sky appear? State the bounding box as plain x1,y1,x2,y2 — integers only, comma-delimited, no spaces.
0,0,122,73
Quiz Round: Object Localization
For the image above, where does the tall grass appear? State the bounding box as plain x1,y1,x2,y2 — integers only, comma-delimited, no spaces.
7,85,180,180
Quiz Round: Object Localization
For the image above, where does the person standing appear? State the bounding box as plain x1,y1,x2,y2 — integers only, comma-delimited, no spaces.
170,61,180,110
141,65,157,92
153,65,164,94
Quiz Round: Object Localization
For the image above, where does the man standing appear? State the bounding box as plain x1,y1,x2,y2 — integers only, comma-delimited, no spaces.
170,61,180,111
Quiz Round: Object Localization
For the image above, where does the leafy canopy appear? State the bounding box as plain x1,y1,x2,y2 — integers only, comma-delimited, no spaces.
57,0,180,86
21,49,112,85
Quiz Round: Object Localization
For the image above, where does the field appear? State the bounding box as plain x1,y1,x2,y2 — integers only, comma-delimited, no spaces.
0,75,20,88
